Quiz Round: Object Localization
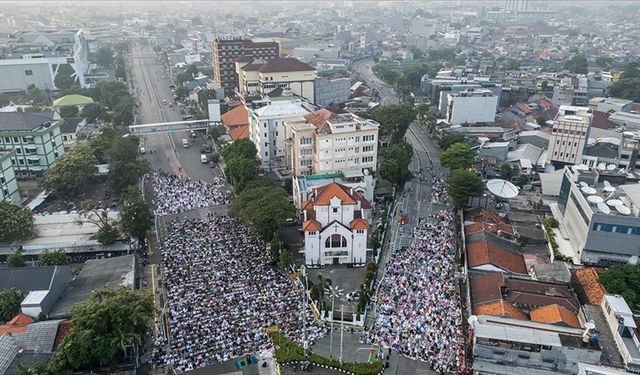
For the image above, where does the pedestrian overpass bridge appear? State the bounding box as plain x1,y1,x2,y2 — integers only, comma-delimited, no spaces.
129,119,222,136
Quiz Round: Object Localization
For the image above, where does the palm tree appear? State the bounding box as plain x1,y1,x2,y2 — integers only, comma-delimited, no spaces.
316,274,332,310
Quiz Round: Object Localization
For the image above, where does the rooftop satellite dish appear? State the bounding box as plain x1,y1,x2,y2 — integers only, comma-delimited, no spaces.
603,180,611,187
584,321,596,330
597,202,611,214
587,195,604,204
486,179,519,199
607,164,616,171
577,164,589,171
581,186,597,195
597,162,606,171
616,205,631,215
579,181,588,188
604,185,616,193
607,199,623,207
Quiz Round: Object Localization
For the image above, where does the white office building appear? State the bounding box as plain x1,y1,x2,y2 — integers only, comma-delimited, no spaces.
246,97,313,170
445,89,498,125
548,106,592,166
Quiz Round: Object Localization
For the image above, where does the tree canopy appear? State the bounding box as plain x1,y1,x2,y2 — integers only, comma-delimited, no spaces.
6,250,25,268
41,143,96,198
447,169,484,208
440,142,476,170
599,265,640,312
374,104,416,143
379,141,413,188
610,63,640,102
106,136,149,197
438,134,467,150
121,187,153,242
229,179,295,242
0,200,35,243
221,139,257,161
39,249,69,266
54,65,77,91
0,288,24,321
79,200,119,246
95,45,114,67
50,287,153,371
564,54,588,74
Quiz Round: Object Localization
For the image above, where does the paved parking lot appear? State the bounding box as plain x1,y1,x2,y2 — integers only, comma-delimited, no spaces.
307,265,367,312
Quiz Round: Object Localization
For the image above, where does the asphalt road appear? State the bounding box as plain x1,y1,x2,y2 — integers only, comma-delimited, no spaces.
129,41,224,184
351,58,399,106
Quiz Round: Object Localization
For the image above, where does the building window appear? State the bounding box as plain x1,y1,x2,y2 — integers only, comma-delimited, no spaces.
363,145,374,152
332,207,338,213
265,142,268,147
325,234,347,248
265,151,268,156
363,135,375,142
18,159,24,165
357,229,364,234
362,156,374,163
25,70,33,76
300,137,312,145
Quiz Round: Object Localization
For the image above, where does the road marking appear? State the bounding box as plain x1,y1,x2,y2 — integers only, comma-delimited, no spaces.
150,263,158,340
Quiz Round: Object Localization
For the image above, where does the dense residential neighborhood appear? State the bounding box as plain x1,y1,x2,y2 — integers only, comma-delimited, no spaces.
0,1,639,375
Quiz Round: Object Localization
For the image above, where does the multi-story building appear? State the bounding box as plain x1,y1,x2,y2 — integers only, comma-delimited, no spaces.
0,150,19,203
236,57,316,102
555,165,640,265
212,38,280,97
0,112,65,178
0,29,89,92
301,182,371,266
471,314,601,375
552,77,589,107
314,77,350,107
246,97,312,170
601,294,640,372
548,106,592,166
445,89,498,125
285,109,379,176
588,97,634,114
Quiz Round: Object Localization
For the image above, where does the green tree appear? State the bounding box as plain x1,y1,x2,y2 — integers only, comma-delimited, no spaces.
536,117,547,126
229,179,295,242
54,65,77,91
50,287,153,371
374,104,416,143
278,250,292,271
95,45,114,67
174,86,189,100
610,63,640,102
198,88,217,109
0,288,24,321
600,265,640,312
79,200,119,245
504,60,521,70
515,173,528,187
106,137,149,197
438,134,467,150
0,93,10,107
89,126,118,164
0,200,35,242
540,80,549,91
121,187,153,242
447,169,484,208
6,250,25,267
81,103,107,123
379,141,413,188
207,125,225,141
221,139,257,162
16,362,48,375
407,45,423,60
564,54,588,74
26,84,47,105
39,249,69,266
58,105,78,118
175,71,192,84
41,143,96,198
96,223,119,245
440,142,476,170
224,157,257,192
185,64,199,78
500,163,513,179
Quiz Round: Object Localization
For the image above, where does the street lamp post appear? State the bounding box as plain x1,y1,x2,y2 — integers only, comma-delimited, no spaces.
325,285,343,359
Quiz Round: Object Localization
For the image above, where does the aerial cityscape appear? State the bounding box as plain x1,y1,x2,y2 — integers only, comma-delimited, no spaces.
0,1,640,375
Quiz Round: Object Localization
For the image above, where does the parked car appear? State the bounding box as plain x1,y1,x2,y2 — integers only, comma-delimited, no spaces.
200,154,208,164
182,138,189,148
201,145,212,154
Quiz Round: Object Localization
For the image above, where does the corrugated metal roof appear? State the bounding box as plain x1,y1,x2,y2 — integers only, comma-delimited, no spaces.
474,322,562,346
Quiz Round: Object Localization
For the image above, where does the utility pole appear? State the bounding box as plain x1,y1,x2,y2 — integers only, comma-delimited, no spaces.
340,305,344,364
329,292,335,359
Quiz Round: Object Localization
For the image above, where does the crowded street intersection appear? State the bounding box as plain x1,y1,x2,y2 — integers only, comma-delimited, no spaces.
151,170,229,216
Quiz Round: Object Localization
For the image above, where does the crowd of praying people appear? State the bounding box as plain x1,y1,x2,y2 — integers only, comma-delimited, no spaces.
151,171,228,215
362,182,466,373
153,215,327,372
